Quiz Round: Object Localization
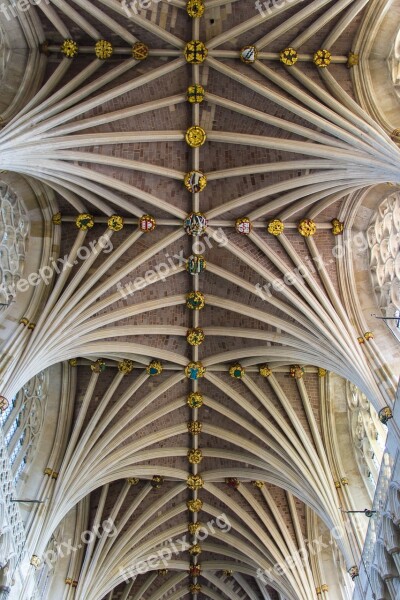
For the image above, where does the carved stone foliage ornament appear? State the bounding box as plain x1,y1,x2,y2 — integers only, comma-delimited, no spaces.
188,420,202,434
188,521,202,534
267,219,284,236
187,392,204,408
60,39,78,58
76,213,94,230
259,364,272,377
188,449,203,464
189,543,201,555
297,219,316,236
313,49,331,67
280,47,298,66
184,41,208,63
331,218,344,235
187,327,205,346
118,359,134,375
95,40,113,59
186,126,206,147
187,474,204,490
187,84,205,103
186,291,205,310
107,215,124,231
187,0,205,17
187,499,203,512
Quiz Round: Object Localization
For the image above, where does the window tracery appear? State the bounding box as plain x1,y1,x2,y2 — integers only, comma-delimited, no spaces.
1,371,48,485
0,182,29,309
0,435,25,565
367,193,400,340
0,371,49,597
347,383,387,494
34,525,64,600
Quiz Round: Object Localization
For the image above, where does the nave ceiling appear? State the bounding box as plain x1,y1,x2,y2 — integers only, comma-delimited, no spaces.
0,1,400,599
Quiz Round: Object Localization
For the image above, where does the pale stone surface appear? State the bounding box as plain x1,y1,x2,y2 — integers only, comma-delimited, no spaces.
0,2,399,599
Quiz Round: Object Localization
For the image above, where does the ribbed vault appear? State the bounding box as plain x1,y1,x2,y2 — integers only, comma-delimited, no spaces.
0,1,398,599
37,362,343,600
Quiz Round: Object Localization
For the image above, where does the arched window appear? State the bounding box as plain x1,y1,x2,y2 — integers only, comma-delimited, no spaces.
1,371,48,485
4,417,19,447
35,525,64,600
0,182,29,309
367,192,400,341
347,383,387,496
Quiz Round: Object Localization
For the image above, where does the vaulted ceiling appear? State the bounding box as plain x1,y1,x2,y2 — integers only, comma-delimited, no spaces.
1,1,399,599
